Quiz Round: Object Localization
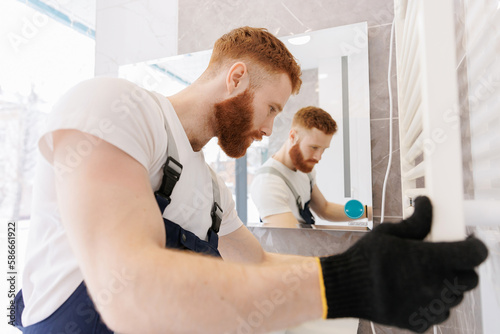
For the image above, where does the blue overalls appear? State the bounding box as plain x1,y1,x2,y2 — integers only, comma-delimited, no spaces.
13,92,223,333
155,155,223,257
257,166,315,225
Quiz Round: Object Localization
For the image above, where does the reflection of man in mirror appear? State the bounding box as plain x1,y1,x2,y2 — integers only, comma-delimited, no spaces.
251,106,370,228
13,25,487,334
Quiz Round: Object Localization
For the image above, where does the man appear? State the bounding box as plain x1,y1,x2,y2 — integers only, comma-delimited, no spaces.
251,106,368,229
14,27,487,334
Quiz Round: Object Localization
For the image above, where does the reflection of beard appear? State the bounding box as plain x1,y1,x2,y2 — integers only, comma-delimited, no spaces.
214,88,262,158
289,142,318,173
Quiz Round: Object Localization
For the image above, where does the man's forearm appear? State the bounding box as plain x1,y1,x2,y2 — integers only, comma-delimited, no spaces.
261,250,313,265
319,202,370,222
97,246,324,333
318,202,350,221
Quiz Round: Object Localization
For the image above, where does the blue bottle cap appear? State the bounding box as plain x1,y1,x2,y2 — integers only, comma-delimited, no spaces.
344,199,364,219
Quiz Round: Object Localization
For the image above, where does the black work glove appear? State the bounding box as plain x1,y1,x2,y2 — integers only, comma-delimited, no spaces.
318,196,488,333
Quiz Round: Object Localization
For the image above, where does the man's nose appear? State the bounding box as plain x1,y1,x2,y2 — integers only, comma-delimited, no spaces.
313,150,323,161
260,118,274,136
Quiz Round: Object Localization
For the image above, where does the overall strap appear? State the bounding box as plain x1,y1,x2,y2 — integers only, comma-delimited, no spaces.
148,91,223,233
208,166,223,233
257,166,313,211
148,91,183,208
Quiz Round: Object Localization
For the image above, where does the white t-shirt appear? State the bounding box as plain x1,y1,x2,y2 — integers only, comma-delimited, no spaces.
21,77,242,326
250,158,316,223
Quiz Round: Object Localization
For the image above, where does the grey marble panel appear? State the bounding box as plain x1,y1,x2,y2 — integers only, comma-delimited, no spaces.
454,0,474,200
370,118,402,218
248,226,367,257
368,24,399,121
457,59,475,200
178,0,395,54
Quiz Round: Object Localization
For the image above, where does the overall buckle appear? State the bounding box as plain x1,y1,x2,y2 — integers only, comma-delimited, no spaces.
155,157,183,205
164,157,182,180
210,202,223,233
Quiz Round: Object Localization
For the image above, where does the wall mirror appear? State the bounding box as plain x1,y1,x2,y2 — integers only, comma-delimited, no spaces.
119,22,373,230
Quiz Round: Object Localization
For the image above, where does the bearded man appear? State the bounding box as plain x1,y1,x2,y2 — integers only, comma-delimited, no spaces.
13,27,488,334
251,106,370,228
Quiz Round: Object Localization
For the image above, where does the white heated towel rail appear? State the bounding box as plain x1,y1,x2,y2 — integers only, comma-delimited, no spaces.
394,0,500,231
394,2,500,332
393,0,466,241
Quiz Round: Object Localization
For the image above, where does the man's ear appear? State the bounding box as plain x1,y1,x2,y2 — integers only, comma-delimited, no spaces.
289,128,298,144
226,62,249,95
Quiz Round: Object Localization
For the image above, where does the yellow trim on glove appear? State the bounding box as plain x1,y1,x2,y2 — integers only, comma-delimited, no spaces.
315,257,328,319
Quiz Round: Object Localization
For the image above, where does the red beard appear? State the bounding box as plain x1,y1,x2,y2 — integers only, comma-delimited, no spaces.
289,142,318,173
214,88,262,158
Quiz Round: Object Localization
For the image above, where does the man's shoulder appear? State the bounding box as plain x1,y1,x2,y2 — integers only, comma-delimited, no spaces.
253,160,290,190
58,77,152,106
255,159,280,177
75,77,141,90
53,77,163,122
258,157,284,172
257,158,300,179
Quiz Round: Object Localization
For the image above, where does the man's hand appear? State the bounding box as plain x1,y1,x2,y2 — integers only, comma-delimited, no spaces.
317,196,488,332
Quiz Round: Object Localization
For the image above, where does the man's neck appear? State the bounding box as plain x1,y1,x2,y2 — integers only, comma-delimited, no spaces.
273,144,297,171
167,82,218,152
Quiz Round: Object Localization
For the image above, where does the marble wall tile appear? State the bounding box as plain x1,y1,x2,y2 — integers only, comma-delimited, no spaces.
366,22,402,221
178,0,395,54
370,118,402,218
454,0,475,200
368,24,399,121
457,59,475,200
249,226,367,257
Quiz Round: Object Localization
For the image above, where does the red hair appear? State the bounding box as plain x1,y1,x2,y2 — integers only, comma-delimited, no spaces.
207,27,302,94
292,106,337,135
